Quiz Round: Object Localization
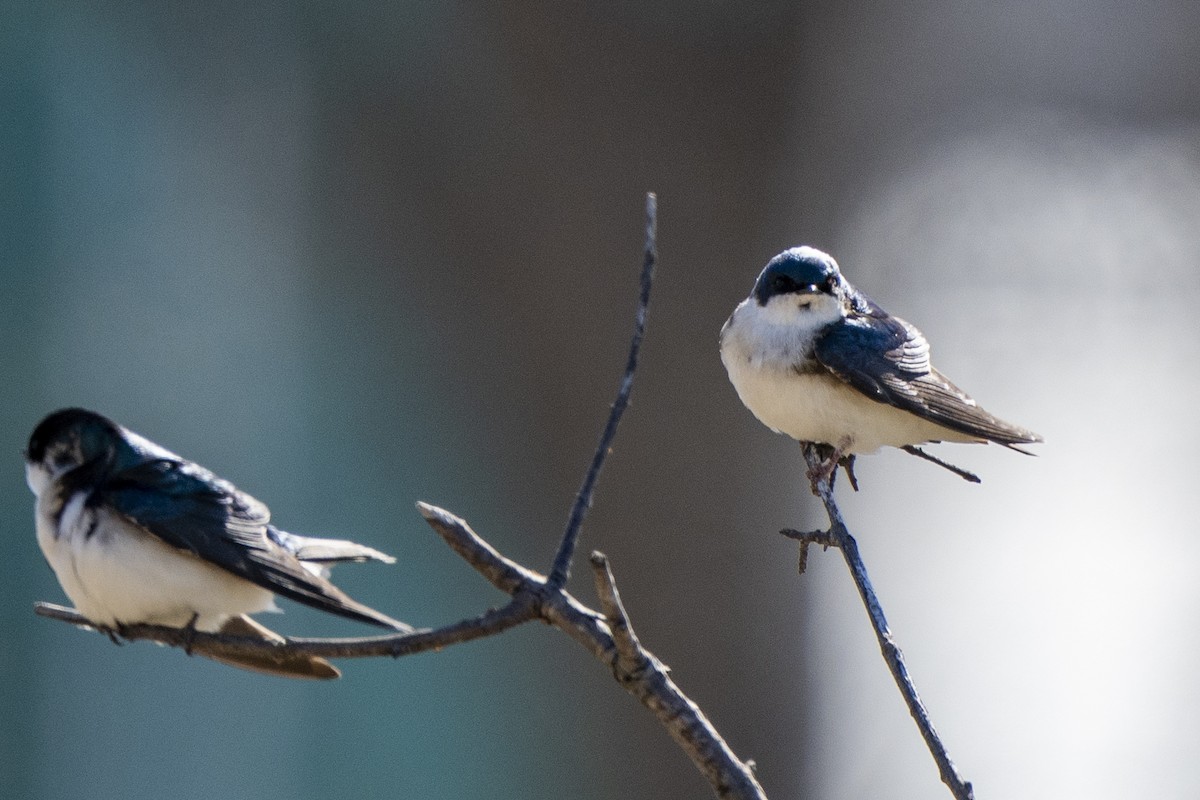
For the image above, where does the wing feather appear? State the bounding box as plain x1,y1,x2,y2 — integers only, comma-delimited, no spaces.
814,312,1042,447
94,458,406,629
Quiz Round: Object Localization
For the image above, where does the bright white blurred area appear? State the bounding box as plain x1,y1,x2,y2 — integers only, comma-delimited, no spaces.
792,110,1200,800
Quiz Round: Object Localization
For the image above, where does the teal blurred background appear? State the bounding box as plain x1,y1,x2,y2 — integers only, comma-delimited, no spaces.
4,3,1200,799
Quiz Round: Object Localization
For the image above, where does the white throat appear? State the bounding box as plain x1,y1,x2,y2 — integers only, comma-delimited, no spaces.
721,292,844,370
25,462,53,498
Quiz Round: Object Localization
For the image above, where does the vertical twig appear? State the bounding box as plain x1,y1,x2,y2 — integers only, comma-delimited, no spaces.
547,192,657,590
786,443,976,800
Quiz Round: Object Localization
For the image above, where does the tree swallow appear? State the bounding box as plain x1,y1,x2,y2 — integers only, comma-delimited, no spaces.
25,408,411,679
720,247,1041,473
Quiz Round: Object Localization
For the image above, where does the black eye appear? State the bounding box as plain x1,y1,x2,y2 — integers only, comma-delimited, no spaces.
771,273,798,294
819,275,836,293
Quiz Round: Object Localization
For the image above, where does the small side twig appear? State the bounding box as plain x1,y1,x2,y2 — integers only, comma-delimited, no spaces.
901,445,981,483
589,552,765,800
784,527,837,575
783,442,976,800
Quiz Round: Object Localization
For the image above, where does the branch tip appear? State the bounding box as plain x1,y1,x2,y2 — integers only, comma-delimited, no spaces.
901,445,982,483
415,501,461,525
547,194,658,589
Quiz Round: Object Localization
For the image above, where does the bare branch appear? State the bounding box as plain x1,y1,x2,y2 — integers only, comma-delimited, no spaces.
589,550,643,670
37,514,766,800
548,192,657,590
588,552,767,800
33,192,766,797
792,443,976,800
417,501,542,594
31,195,768,799
35,596,538,661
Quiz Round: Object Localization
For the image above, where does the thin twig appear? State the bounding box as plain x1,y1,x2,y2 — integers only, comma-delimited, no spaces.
547,192,657,590
789,442,976,800
591,551,643,671
781,526,836,575
34,599,538,660
901,445,981,483
417,501,542,594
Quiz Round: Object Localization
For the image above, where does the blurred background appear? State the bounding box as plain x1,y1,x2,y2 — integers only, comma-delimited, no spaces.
3,2,1199,799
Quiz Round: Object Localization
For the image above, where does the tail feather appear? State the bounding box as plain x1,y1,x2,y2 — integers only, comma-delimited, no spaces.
205,615,341,680
268,527,397,564
260,526,412,632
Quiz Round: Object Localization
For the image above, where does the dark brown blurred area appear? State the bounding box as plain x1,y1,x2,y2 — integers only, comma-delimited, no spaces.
4,3,1200,799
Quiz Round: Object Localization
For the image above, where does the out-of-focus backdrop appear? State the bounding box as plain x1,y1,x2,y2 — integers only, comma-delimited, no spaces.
3,3,1199,799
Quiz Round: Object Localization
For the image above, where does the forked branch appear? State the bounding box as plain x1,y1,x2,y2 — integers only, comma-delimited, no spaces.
35,193,765,800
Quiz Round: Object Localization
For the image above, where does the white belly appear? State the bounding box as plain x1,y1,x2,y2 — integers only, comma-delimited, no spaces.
722,341,975,453
36,493,276,631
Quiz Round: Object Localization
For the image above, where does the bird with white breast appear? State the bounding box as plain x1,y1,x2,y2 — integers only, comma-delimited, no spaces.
25,407,411,679
720,246,1041,482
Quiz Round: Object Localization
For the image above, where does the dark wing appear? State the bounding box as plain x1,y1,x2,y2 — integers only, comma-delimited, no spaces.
94,458,405,629
813,312,1042,447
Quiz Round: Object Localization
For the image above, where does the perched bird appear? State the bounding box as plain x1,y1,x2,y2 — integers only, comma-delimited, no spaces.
25,408,411,679
720,247,1041,479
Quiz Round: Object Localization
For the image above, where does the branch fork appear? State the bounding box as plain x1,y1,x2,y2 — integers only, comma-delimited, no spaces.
34,194,765,800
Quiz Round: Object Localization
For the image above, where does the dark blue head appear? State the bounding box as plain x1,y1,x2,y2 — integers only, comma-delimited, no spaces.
26,408,122,473
752,246,842,306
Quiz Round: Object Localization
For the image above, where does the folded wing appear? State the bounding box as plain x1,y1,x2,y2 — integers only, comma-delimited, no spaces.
95,458,410,631
814,312,1042,448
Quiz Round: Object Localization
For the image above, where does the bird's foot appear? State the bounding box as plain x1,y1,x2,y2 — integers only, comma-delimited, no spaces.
804,456,835,494
100,625,125,646
804,439,852,494
181,613,200,657
839,454,859,492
